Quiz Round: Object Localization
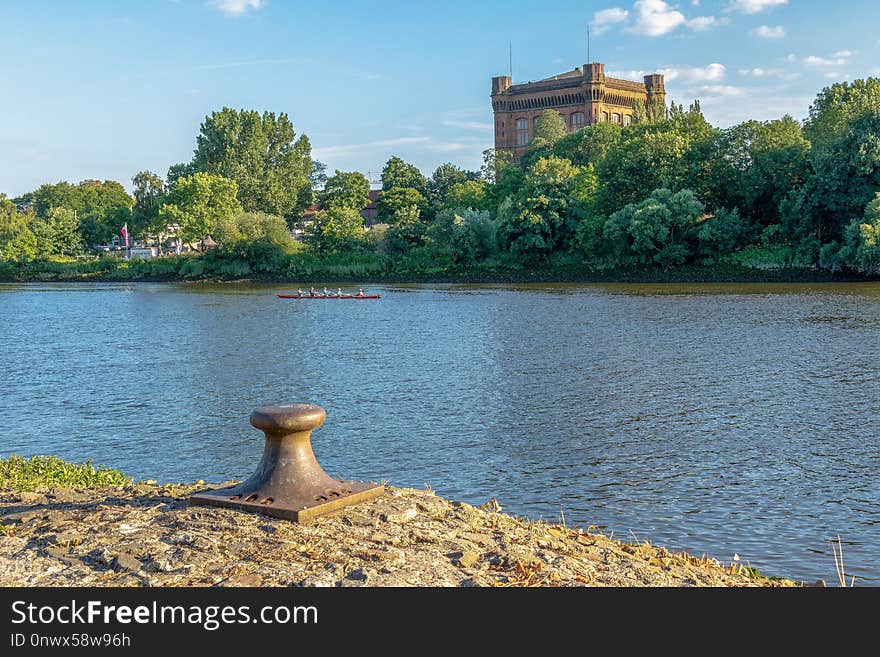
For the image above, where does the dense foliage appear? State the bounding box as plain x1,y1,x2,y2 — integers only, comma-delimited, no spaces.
4,78,880,279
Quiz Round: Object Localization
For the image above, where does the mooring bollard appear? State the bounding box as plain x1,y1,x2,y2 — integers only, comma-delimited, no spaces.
189,404,384,522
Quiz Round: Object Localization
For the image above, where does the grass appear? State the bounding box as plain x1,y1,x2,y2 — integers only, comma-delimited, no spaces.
831,535,856,587
0,455,133,491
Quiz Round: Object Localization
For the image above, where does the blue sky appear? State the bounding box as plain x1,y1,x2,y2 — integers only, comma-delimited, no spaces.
1,0,878,196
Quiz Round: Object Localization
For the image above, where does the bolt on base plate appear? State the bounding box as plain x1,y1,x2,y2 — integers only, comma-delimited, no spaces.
189,480,384,523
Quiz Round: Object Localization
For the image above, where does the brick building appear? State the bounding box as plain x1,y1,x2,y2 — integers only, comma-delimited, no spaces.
491,62,666,160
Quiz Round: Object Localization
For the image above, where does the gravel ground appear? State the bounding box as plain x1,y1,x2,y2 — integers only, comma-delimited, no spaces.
0,483,803,587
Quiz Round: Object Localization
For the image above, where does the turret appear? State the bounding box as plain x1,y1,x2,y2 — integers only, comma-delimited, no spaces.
584,63,605,84
492,75,512,95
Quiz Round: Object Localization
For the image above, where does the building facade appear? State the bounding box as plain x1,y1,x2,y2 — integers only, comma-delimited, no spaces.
491,63,665,160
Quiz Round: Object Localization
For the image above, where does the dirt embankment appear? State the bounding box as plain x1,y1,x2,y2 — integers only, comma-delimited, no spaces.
0,483,802,587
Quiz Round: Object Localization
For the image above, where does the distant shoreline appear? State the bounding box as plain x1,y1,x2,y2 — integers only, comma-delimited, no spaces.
0,264,871,285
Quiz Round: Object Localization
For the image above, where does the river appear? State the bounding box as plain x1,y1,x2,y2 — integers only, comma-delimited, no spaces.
1,281,878,584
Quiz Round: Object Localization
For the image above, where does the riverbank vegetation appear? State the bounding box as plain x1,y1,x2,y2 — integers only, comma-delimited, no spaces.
0,455,133,491
2,78,879,282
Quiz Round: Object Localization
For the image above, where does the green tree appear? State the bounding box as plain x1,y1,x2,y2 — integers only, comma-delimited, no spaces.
704,117,810,229
189,108,314,220
552,121,622,169
0,196,37,261
442,180,491,211
428,208,496,264
304,206,365,252
214,211,292,246
782,109,880,257
835,193,880,274
376,187,427,224
130,171,167,240
695,208,753,264
429,163,476,201
530,110,567,152
320,170,370,211
158,173,241,245
805,78,880,154
496,156,595,259
380,156,427,193
602,188,704,267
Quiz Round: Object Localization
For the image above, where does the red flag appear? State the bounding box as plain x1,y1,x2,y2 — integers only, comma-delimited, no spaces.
120,223,129,248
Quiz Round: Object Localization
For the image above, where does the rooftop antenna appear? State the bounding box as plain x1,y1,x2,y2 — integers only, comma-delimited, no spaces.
509,40,513,80
587,23,591,64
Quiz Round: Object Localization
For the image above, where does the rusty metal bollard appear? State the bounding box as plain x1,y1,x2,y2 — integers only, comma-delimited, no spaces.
189,404,384,522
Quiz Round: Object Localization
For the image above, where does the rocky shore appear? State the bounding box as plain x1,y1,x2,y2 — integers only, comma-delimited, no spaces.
0,482,801,587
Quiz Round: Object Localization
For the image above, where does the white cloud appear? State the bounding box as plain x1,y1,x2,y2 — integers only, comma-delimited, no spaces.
872,67,880,75
441,120,494,131
593,7,630,35
692,84,746,97
786,53,797,62
834,50,855,58
725,0,788,14
208,0,264,16
688,16,727,31
313,137,430,159
608,63,725,84
804,53,850,67
823,72,841,79
738,67,801,80
628,0,686,36
753,25,785,39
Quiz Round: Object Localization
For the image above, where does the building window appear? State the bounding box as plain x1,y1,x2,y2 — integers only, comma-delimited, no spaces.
623,115,632,126
516,118,529,146
571,112,585,130
602,111,609,122
612,113,621,124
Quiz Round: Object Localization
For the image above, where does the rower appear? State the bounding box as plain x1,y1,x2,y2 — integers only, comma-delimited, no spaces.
322,287,329,297
309,287,317,297
337,288,344,297
297,289,304,297
356,288,365,297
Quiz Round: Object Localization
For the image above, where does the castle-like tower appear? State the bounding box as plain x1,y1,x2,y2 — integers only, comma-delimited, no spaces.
491,63,666,160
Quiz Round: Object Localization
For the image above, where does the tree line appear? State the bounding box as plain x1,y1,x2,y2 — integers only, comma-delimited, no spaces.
2,77,880,276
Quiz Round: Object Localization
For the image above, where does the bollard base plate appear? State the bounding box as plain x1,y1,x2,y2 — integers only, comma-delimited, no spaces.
189,481,384,523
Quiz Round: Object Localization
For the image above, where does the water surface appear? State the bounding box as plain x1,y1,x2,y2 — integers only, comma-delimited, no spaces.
1,281,878,583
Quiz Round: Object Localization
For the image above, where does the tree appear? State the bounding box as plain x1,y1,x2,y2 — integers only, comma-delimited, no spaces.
376,187,427,224
834,192,880,274
380,156,427,193
0,195,36,261
704,117,810,229
310,161,329,190
320,171,370,211
428,208,496,264
158,173,241,245
496,156,595,259
442,180,491,211
22,179,132,248
130,171,167,240
552,122,622,169
695,208,753,263
429,163,476,201
529,110,567,152
305,206,365,252
214,211,292,247
602,188,704,267
805,78,880,155
782,109,880,257
189,108,314,220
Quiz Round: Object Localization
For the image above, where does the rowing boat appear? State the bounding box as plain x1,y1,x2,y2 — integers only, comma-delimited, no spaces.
277,294,381,300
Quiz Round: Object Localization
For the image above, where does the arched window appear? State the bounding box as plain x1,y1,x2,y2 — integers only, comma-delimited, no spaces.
612,113,621,124
571,112,585,130
623,115,632,126
516,118,529,146
602,111,609,122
